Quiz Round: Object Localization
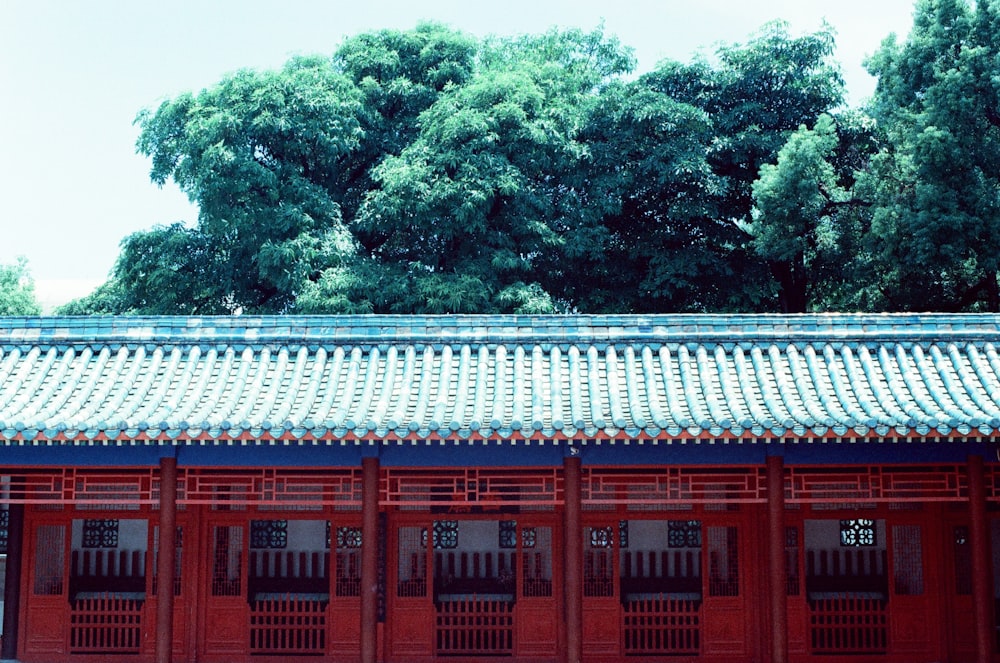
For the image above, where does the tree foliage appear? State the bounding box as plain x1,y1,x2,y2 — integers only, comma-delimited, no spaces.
133,54,363,313
862,0,1000,310
0,257,42,315
341,27,633,313
63,5,1000,315
588,21,845,313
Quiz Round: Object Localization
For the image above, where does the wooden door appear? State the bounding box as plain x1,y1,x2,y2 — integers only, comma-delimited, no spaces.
516,521,559,658
887,518,938,659
329,519,362,656
388,522,433,660
702,519,753,659
200,520,247,660
581,521,620,658
20,520,69,660
784,520,810,657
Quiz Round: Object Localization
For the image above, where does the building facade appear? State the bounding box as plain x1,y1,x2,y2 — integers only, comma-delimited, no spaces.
0,314,997,663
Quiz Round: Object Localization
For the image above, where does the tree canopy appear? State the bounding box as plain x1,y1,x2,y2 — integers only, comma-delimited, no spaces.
0,257,42,316
60,4,1000,315
861,0,1000,311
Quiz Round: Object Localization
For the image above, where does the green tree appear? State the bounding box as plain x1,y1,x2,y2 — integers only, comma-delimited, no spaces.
749,114,877,311
574,83,725,312
106,224,228,314
66,21,861,316
76,23,483,316
588,21,846,312
863,0,1000,310
54,280,128,316
133,55,364,313
333,22,478,224
318,26,634,313
0,257,42,315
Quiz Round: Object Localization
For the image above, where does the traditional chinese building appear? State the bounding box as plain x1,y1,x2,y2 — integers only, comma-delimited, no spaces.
0,314,997,663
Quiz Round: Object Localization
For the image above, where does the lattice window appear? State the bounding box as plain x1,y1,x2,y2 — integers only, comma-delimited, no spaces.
337,526,362,548
435,599,513,656
152,526,183,596
0,508,8,554
433,521,458,549
840,519,876,547
82,519,119,548
336,525,362,597
584,526,614,597
589,526,614,548
954,526,972,595
34,524,65,595
522,527,552,597
250,520,287,549
499,521,517,549
892,525,923,595
708,526,739,596
588,521,628,548
668,520,702,548
211,526,242,596
786,526,800,595
398,526,427,597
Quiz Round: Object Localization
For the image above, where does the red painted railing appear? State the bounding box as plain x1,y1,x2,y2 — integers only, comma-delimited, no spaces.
809,596,887,654
69,595,143,654
436,597,514,656
623,597,701,656
249,596,327,655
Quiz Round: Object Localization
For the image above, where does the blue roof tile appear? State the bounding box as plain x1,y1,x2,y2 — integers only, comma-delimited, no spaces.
1,314,1000,443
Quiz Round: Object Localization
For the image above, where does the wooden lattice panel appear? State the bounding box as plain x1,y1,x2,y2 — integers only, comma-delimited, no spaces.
788,466,966,504
182,469,362,507
2,470,156,506
7,473,66,505
72,472,152,509
383,468,561,507
583,467,765,506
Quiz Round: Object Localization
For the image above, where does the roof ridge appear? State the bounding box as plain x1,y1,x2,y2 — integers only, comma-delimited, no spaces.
1,313,999,345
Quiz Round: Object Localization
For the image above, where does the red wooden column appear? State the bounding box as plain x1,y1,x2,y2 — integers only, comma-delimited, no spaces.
155,456,178,663
767,455,788,663
564,454,583,663
361,456,380,663
968,454,994,663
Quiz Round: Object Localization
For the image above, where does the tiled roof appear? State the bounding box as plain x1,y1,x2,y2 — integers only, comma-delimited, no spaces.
2,314,1000,443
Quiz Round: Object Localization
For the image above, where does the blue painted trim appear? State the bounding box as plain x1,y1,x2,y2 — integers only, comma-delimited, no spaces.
0,438,994,468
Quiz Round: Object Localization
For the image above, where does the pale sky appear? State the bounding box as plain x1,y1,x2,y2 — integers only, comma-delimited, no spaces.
0,0,917,311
